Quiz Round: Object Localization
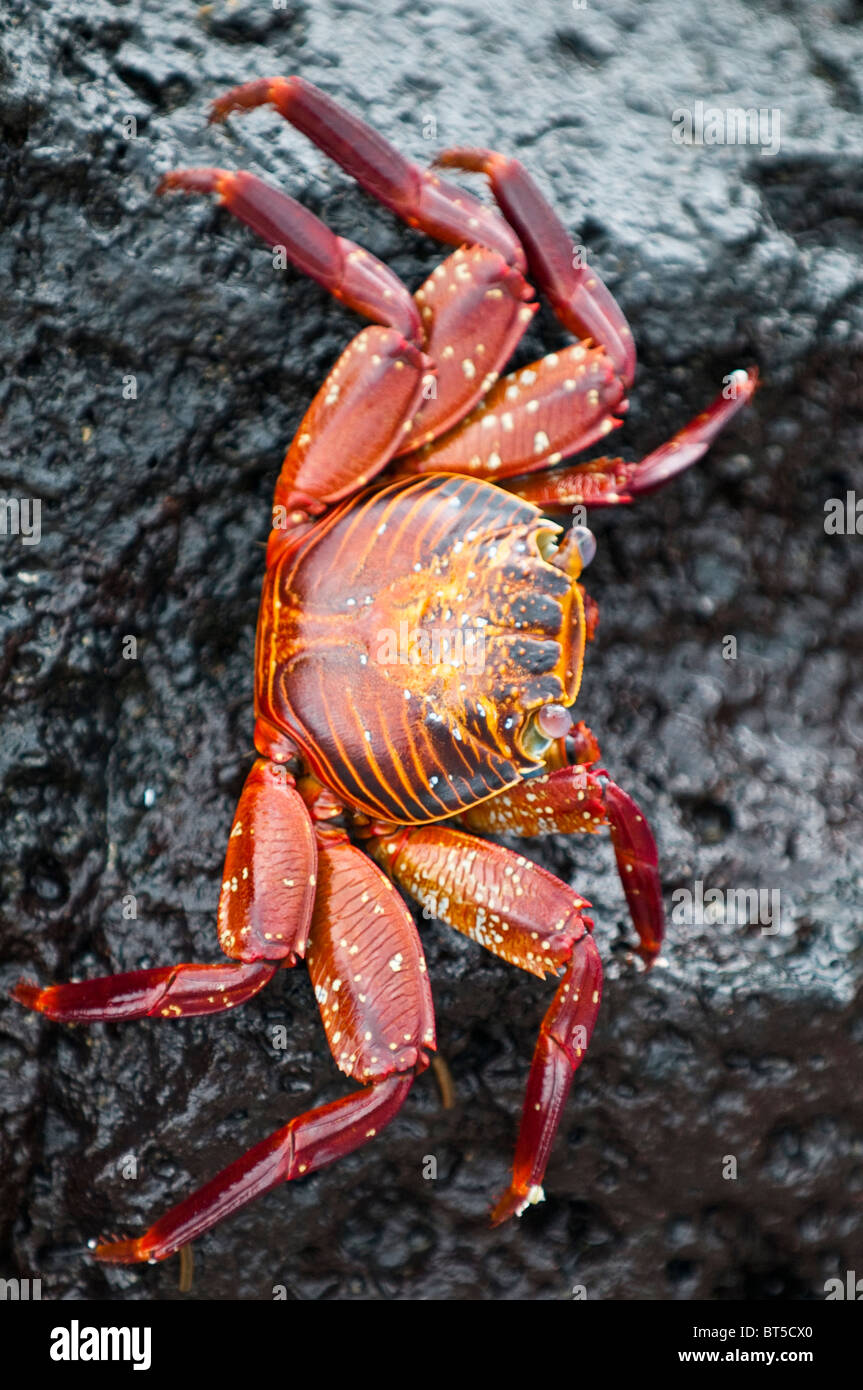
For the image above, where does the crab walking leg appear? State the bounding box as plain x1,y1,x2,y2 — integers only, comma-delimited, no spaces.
209,77,525,269
217,758,318,962
92,1075,413,1263
271,325,429,520
93,829,435,1264
435,148,636,387
368,825,592,980
159,170,434,517
268,243,543,516
161,148,540,460
491,934,603,1223
602,780,664,957
210,74,633,394
195,82,553,452
502,366,760,509
367,824,599,1219
396,341,626,481
11,960,279,1024
12,759,318,1024
460,762,664,959
263,247,540,501
306,831,436,1076
205,81,637,431
396,248,537,454
460,762,612,838
158,168,423,342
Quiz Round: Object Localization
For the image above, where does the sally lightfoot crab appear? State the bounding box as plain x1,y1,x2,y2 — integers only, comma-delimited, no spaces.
13,78,757,1263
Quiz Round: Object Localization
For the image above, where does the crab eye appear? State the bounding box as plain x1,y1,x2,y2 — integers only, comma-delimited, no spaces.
535,703,573,741
571,525,597,570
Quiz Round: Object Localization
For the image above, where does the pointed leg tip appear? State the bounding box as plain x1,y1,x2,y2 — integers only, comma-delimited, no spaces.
489,1195,517,1227
11,980,42,1011
209,78,286,125
432,147,495,175
209,92,243,125
156,168,228,199
637,941,662,970
90,1234,153,1265
490,1183,545,1226
735,365,760,394
156,170,193,197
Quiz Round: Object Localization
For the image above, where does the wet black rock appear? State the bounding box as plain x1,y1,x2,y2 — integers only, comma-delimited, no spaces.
1,0,861,1301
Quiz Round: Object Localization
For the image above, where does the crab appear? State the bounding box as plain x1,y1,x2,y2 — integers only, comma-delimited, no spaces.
12,77,757,1264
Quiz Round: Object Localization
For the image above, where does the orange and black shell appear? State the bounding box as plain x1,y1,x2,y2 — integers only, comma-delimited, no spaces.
254,473,586,824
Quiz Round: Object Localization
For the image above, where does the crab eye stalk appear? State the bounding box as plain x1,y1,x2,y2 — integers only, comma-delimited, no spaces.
571,525,597,570
549,524,597,579
520,702,575,760
535,703,573,741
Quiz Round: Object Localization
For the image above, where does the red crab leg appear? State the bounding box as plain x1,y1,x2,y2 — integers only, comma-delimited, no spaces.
602,779,664,958
503,366,760,509
93,829,435,1264
460,755,664,960
11,960,278,1024
209,77,525,269
209,78,631,389
217,758,318,962
92,1074,412,1263
395,247,537,453
368,825,592,981
166,104,543,456
158,167,423,343
492,933,603,1223
435,148,636,386
160,172,537,490
159,170,436,516
12,759,319,1023
368,823,600,1222
305,831,436,1079
396,341,626,480
271,324,429,519
200,80,573,453
209,81,632,400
